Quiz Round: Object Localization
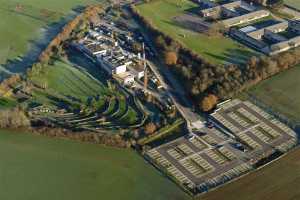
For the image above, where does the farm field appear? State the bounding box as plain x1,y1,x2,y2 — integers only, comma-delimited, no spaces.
135,0,257,64
0,0,104,77
285,0,300,9
0,129,190,200
247,65,300,123
201,148,300,200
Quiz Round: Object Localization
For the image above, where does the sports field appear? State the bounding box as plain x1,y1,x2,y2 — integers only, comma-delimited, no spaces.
0,129,190,200
285,0,300,9
247,65,300,123
136,0,257,64
0,0,104,75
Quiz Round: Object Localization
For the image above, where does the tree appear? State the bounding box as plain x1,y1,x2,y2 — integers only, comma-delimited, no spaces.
164,51,178,65
206,22,224,37
144,122,157,135
155,35,167,50
132,42,142,53
200,94,218,112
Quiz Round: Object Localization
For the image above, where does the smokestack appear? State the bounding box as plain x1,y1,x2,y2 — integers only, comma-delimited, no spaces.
143,43,148,91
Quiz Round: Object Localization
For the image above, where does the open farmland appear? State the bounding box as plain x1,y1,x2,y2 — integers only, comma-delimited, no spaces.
285,0,300,10
0,129,190,200
247,65,300,123
135,0,257,64
201,147,300,200
0,0,104,79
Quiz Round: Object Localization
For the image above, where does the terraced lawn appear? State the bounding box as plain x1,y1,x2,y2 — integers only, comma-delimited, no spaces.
135,0,257,64
27,59,143,129
0,129,190,200
0,97,17,109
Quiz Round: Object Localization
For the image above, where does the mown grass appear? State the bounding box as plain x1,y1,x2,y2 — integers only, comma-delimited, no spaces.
27,59,141,127
29,60,110,103
0,129,190,200
136,0,257,64
0,97,17,109
247,65,300,123
285,0,300,9
0,0,103,65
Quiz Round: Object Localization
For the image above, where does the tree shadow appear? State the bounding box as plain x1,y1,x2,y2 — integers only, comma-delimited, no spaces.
65,48,111,87
0,5,87,81
204,47,260,65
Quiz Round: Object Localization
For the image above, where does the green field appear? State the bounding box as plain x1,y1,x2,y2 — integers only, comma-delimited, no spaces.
29,60,110,103
0,0,104,75
2,129,300,200
285,0,300,9
136,0,257,64
247,65,300,123
0,129,190,200
202,148,300,200
0,97,17,109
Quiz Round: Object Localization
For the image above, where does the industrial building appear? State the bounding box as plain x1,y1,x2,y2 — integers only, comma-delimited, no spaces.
230,20,300,55
75,24,146,86
199,0,268,28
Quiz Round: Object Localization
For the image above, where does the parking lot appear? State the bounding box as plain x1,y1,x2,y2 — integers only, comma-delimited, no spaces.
145,99,297,194
146,126,252,193
211,99,297,155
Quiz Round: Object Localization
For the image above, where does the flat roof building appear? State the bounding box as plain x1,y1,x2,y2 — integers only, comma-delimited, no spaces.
222,10,270,27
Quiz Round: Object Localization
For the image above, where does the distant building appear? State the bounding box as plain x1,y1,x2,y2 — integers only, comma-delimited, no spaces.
222,10,270,27
230,19,300,55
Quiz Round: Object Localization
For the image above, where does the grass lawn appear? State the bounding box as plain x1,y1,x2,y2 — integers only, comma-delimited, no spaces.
29,60,110,103
28,59,142,128
247,65,300,123
201,148,300,200
0,0,103,66
0,129,190,200
285,0,300,9
136,0,257,64
0,97,17,109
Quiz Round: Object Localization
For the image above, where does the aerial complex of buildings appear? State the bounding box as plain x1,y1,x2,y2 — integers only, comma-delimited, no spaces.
70,4,298,196
198,0,300,55
74,24,145,86
146,99,296,194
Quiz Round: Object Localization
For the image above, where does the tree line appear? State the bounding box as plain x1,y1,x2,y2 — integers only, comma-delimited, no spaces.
130,5,300,111
27,5,104,77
